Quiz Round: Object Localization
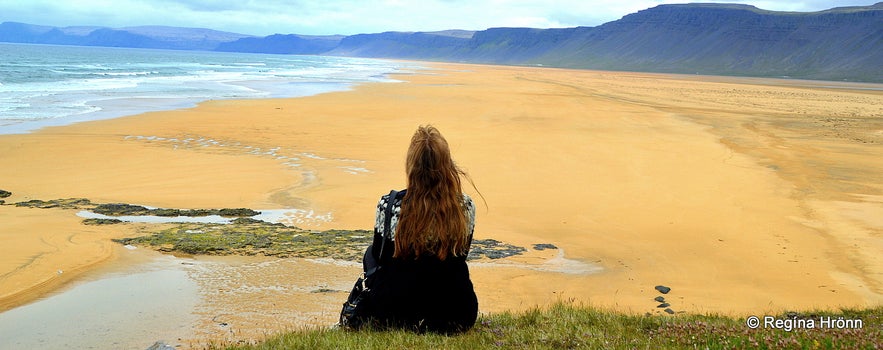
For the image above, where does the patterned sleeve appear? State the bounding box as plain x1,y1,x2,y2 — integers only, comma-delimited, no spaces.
372,193,403,263
374,194,402,240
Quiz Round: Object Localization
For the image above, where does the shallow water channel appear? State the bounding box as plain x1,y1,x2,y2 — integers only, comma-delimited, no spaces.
0,244,361,350
0,251,200,350
76,208,334,226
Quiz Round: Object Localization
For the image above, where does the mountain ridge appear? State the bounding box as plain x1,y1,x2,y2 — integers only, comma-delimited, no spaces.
1,2,880,82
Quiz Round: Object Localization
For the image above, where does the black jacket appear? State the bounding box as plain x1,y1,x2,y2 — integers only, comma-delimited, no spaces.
359,191,478,333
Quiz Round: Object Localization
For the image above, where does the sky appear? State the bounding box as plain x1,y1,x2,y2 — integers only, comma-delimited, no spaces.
0,0,872,36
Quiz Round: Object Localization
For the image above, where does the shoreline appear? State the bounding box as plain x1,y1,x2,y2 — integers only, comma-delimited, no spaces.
0,81,363,136
1,61,882,345
0,43,416,136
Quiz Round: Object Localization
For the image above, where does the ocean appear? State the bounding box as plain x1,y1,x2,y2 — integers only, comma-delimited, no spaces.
0,42,414,134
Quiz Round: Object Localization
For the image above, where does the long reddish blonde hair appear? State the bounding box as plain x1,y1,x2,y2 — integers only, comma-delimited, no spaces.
394,125,470,261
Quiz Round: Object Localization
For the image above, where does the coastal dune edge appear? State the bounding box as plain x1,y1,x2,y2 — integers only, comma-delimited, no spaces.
0,62,881,343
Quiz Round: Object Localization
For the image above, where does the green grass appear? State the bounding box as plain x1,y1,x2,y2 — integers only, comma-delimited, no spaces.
214,302,882,350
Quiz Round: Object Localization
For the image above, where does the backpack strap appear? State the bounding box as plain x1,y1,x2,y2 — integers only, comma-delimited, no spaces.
366,189,399,277
378,189,399,260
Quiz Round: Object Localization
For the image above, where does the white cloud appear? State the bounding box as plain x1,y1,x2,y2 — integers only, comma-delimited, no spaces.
0,0,867,36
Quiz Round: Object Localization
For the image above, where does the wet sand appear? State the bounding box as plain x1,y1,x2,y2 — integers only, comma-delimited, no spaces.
1,63,882,346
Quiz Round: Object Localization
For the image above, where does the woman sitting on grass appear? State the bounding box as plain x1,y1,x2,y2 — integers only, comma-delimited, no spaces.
358,125,479,333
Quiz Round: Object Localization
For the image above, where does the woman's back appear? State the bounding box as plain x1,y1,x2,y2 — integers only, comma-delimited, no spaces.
352,125,480,333
363,191,478,333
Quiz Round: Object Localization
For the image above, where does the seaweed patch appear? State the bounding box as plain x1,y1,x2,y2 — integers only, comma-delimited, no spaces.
9,193,533,262
468,239,528,260
114,222,374,261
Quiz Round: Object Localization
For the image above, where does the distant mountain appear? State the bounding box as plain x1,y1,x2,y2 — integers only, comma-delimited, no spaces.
324,2,883,82
0,22,251,50
1,2,881,82
216,34,343,54
121,26,254,50
536,3,883,81
329,31,470,58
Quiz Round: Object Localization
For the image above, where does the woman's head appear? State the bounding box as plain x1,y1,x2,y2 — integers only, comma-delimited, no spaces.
395,125,469,260
405,125,462,196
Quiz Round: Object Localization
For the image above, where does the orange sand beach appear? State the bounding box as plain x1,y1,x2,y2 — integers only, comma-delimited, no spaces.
1,63,882,343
